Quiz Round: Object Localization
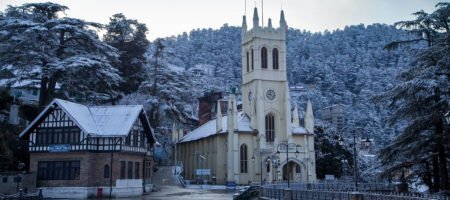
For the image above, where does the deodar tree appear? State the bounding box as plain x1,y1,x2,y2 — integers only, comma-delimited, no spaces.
0,2,122,106
104,13,149,94
376,3,449,192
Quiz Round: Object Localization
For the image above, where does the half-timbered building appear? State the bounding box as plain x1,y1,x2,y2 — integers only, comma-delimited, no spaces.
19,99,157,198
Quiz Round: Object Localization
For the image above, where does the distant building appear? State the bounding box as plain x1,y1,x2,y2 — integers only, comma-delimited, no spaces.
18,99,157,198
10,79,61,105
320,104,347,131
289,84,308,102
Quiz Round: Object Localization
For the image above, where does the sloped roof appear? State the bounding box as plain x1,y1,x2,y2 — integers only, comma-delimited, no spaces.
179,112,253,143
179,112,310,143
19,99,156,142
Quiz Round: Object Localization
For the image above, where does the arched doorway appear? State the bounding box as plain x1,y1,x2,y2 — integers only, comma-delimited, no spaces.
282,161,298,181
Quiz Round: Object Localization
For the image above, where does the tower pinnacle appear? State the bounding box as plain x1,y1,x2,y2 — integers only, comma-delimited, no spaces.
253,7,259,28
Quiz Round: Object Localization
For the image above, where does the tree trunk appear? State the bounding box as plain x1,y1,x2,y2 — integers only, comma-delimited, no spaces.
422,161,433,190
432,153,440,192
436,121,449,191
39,76,48,108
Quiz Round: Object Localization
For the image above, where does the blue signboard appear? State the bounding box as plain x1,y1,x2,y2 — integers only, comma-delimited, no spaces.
48,144,71,152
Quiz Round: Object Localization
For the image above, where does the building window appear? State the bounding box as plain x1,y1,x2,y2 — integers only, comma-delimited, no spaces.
251,49,254,70
135,162,140,179
14,176,22,183
273,48,279,70
2,177,7,183
240,144,248,173
104,164,110,178
265,114,275,142
296,164,301,173
261,47,268,69
120,161,126,179
128,161,133,179
246,51,250,72
37,161,80,180
266,162,270,172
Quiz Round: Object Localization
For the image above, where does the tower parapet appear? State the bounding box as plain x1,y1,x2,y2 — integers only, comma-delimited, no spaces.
242,8,287,44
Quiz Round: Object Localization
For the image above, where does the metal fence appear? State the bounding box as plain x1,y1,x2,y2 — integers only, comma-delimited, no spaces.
261,184,449,200
0,190,41,200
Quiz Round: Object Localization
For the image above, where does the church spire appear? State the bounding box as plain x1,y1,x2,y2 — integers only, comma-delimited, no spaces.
253,7,259,28
280,10,287,31
304,99,314,134
216,101,222,132
293,104,300,127
242,15,247,31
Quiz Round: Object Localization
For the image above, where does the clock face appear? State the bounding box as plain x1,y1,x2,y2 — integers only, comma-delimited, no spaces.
266,90,276,101
248,92,252,101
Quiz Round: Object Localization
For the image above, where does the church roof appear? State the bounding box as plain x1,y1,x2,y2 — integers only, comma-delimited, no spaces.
179,111,310,143
179,111,253,143
292,124,308,134
19,99,156,142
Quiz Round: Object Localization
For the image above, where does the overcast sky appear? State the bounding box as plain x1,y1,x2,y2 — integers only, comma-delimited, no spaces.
0,0,441,40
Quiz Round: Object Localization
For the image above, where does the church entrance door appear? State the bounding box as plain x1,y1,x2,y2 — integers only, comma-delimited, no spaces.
282,161,297,181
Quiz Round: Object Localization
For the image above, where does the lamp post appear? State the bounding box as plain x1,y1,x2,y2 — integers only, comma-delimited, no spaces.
16,162,25,193
276,142,299,188
338,129,371,192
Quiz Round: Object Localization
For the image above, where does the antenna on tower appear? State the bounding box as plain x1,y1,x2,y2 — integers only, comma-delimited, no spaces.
245,0,247,16
261,0,264,27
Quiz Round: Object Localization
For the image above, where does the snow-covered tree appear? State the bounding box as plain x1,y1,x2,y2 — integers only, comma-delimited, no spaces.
0,2,121,105
376,3,449,192
104,13,149,94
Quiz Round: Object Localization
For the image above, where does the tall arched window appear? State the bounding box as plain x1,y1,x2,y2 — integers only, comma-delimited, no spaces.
246,51,250,72
265,114,275,142
261,47,268,69
104,164,110,178
272,48,279,70
240,144,248,173
251,49,254,70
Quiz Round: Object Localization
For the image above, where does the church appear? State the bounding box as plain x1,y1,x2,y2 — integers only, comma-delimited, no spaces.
176,8,316,185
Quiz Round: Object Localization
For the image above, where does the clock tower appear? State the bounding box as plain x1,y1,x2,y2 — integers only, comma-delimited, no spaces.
241,8,292,149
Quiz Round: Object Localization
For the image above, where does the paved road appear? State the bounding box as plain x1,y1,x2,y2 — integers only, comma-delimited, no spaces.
120,166,233,200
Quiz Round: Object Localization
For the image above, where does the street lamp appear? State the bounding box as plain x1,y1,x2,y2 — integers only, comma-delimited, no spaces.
16,162,25,193
276,142,300,188
338,130,371,191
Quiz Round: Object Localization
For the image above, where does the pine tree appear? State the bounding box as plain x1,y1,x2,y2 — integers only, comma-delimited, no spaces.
377,3,449,192
104,13,149,94
0,2,121,106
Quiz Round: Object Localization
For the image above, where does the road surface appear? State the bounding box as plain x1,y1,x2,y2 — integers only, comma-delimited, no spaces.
119,166,234,200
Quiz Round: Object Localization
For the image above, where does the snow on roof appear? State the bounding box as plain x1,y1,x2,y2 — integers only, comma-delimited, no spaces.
11,79,61,89
179,112,253,143
19,99,149,138
291,124,308,134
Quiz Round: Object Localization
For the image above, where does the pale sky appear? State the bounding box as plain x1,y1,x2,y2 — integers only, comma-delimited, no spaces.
0,0,441,40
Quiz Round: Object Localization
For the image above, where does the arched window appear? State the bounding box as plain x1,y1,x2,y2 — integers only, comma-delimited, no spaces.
251,49,254,70
240,144,248,173
272,48,279,70
246,51,250,72
265,114,275,142
261,47,268,69
104,164,110,178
